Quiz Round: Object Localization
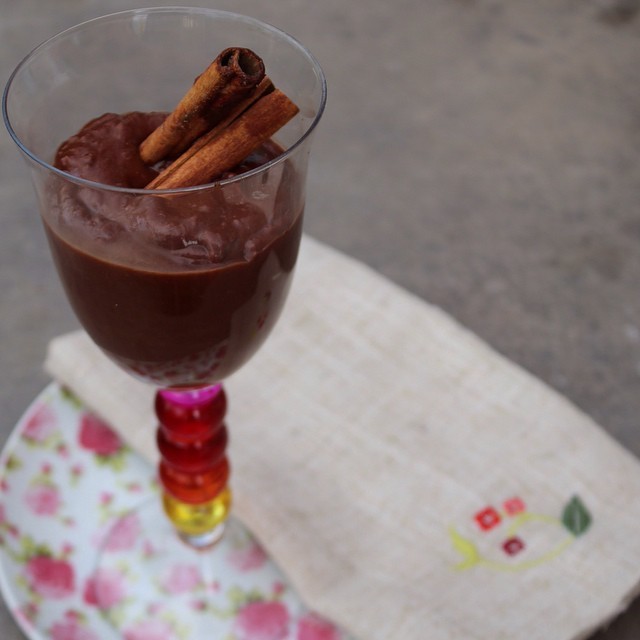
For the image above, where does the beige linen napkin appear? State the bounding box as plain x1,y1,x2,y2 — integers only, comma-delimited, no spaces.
46,235,640,640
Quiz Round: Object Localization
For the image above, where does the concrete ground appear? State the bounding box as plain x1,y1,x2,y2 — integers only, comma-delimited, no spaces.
1,0,640,637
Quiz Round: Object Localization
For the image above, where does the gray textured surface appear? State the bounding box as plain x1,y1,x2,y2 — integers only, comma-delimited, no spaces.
1,0,640,637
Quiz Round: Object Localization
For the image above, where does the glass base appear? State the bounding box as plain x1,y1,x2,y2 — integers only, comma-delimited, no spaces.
94,499,307,639
179,521,226,550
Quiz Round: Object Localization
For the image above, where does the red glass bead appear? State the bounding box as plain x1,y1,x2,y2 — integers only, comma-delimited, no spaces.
155,386,227,441
157,425,228,472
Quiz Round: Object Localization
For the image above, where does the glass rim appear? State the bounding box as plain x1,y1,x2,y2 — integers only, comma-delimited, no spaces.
1,6,327,195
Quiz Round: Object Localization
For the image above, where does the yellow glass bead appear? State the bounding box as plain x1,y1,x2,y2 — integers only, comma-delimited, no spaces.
162,488,232,536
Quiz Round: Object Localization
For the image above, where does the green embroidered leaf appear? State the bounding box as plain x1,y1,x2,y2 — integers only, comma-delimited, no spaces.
562,496,592,537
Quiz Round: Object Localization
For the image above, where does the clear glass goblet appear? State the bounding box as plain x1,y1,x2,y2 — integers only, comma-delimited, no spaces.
4,8,326,637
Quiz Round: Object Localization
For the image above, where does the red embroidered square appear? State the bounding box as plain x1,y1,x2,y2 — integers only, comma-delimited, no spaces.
474,507,501,531
503,497,526,516
502,537,525,555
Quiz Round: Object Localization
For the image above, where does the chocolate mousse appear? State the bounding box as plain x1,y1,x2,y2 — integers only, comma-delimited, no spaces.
47,111,302,387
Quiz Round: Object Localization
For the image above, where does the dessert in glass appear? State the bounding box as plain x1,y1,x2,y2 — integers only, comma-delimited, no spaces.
3,7,326,636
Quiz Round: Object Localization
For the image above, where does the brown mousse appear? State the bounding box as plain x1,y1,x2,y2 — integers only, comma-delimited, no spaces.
48,111,302,387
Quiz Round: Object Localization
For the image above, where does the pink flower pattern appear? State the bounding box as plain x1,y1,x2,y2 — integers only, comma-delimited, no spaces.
234,601,290,640
25,483,61,516
78,414,123,456
23,404,57,443
103,513,141,551
297,613,342,640
159,563,202,594
123,618,178,640
5,387,339,640
50,611,99,640
83,567,126,608
25,555,75,599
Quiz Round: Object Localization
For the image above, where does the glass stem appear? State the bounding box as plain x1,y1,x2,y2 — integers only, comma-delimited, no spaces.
155,385,231,549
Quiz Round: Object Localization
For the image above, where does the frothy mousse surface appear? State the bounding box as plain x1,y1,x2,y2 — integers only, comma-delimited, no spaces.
48,112,302,386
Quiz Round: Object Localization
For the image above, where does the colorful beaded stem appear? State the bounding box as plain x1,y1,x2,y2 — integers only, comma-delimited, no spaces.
155,385,231,548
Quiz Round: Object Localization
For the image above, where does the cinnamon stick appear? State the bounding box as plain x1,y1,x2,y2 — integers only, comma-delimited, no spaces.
145,76,274,189
139,47,265,164
147,88,299,189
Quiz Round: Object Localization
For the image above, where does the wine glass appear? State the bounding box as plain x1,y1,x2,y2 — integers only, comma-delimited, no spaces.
3,7,326,637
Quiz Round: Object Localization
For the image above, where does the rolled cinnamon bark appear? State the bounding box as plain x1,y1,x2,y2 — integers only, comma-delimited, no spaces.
145,76,274,189
139,47,265,164
147,89,299,189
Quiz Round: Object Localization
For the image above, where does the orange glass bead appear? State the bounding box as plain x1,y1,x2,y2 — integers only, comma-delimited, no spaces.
159,456,230,504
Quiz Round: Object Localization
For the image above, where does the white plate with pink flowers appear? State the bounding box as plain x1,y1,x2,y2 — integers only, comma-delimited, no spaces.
0,383,348,640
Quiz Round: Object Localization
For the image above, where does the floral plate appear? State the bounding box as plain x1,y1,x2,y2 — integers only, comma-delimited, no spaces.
0,383,345,640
